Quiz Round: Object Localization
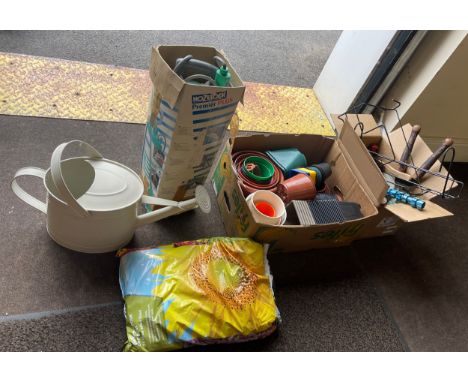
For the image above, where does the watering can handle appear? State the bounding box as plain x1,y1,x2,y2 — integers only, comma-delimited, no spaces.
11,167,47,214
50,140,103,218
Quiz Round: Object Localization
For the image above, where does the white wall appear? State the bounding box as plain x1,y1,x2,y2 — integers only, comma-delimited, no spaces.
314,30,397,119
380,31,468,161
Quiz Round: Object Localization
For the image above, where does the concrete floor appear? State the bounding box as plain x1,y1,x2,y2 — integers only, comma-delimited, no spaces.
1,31,467,352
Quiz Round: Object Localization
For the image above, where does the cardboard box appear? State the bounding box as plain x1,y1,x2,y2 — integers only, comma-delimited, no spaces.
332,114,455,240
213,111,458,252
212,120,388,253
141,45,245,204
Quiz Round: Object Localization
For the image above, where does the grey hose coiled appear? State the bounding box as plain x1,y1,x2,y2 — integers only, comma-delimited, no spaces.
213,55,226,68
173,55,193,75
173,54,231,86
174,55,218,78
184,74,217,86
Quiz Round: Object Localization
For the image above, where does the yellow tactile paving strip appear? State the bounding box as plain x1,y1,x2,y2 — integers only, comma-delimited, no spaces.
238,82,333,135
0,53,149,124
0,52,334,135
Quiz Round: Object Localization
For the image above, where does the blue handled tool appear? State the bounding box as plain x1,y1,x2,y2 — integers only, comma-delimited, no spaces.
386,188,425,210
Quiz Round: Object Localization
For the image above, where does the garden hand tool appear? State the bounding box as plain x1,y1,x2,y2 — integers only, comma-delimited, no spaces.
399,124,421,172
413,138,454,181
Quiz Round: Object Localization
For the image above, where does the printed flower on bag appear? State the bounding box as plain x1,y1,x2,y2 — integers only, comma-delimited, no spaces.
120,238,278,349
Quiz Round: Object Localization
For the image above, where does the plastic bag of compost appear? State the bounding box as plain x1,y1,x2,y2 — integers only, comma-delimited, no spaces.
118,237,279,351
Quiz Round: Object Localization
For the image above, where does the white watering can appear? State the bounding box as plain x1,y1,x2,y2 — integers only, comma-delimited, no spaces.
11,140,211,253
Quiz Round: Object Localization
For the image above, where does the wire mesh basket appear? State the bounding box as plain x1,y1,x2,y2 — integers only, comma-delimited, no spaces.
337,100,464,199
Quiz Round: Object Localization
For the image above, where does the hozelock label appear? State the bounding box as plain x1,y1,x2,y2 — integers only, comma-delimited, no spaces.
192,91,228,105
191,91,236,119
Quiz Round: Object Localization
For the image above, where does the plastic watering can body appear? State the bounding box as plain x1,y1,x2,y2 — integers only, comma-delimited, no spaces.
11,140,210,253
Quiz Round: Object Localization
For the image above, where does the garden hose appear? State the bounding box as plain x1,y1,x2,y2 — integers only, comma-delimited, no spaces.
184,74,217,86
173,55,193,75
174,55,218,78
173,54,231,87
213,55,226,68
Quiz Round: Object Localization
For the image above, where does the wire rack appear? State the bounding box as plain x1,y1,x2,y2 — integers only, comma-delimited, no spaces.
338,100,464,199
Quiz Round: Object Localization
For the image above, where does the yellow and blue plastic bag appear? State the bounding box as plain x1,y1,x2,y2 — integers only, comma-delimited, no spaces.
118,237,280,351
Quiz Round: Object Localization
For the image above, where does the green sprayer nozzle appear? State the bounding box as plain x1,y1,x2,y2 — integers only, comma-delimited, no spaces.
215,65,231,86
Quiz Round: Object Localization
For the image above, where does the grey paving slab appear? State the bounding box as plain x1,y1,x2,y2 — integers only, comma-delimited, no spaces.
355,163,468,351
206,248,407,351
1,250,406,352
0,303,126,352
0,30,341,87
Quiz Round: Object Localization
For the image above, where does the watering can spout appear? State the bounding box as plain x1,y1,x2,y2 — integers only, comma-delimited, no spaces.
135,185,211,227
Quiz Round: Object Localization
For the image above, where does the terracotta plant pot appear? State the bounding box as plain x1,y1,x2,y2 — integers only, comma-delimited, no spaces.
277,174,317,203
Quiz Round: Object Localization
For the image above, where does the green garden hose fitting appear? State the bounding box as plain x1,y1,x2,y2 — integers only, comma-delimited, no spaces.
215,65,231,87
